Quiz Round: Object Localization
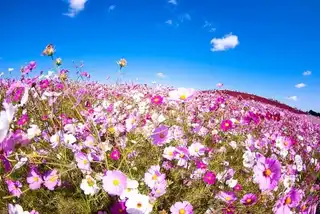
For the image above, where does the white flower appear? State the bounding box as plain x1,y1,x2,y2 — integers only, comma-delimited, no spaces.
243,150,255,168
188,142,205,157
12,157,28,171
283,175,296,189
64,134,77,144
163,146,175,160
306,146,312,153
80,175,99,196
0,103,17,143
27,125,41,139
50,131,62,148
280,149,288,158
229,141,237,149
168,88,195,101
125,117,138,132
133,92,144,103
226,178,238,188
294,155,303,172
120,179,139,200
126,193,153,214
8,204,30,214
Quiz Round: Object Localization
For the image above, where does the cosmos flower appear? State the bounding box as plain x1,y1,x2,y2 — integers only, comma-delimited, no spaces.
151,95,164,105
110,148,121,161
253,155,281,191
144,165,166,189
117,58,127,69
188,142,206,157
216,191,237,204
240,193,257,206
102,170,127,196
174,146,190,168
163,146,176,160
6,180,22,198
151,125,169,146
125,194,153,214
170,201,194,214
220,120,233,132
75,152,92,173
43,169,60,190
56,58,62,66
8,204,29,214
27,168,43,190
203,171,216,185
110,201,128,214
168,88,195,102
273,188,303,214
120,179,139,200
42,44,55,56
80,175,100,196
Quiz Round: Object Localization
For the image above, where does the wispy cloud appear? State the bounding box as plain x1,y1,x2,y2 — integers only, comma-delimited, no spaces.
8,68,14,72
295,83,306,88
179,13,191,22
287,96,298,101
168,0,177,5
210,33,239,52
165,20,173,25
203,21,216,33
157,72,166,78
64,0,88,17
303,70,312,76
108,5,116,12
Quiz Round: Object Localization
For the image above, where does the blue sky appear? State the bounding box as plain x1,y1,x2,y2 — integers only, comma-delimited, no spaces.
0,0,319,111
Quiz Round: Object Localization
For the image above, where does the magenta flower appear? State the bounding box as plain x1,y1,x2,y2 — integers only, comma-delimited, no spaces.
253,155,281,191
39,79,50,90
203,171,216,185
110,148,121,161
27,168,43,190
43,169,60,190
220,120,233,132
216,191,237,204
240,193,257,206
6,180,22,197
222,206,235,214
110,201,127,214
170,201,194,214
151,95,163,105
233,183,242,192
151,125,169,146
17,114,29,126
102,170,127,196
273,188,303,214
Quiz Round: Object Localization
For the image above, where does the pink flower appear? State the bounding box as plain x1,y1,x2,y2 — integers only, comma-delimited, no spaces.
151,95,163,105
170,201,193,214
221,120,233,132
102,170,127,196
203,171,216,185
27,168,43,190
43,169,60,190
110,148,121,161
6,180,22,197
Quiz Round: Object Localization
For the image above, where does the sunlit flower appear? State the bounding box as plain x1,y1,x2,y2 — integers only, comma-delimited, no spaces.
170,201,194,214
168,88,195,102
125,194,153,214
102,170,127,196
80,175,100,196
151,95,163,105
42,44,55,56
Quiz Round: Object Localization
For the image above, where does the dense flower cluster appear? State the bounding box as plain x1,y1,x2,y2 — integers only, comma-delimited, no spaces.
0,45,319,214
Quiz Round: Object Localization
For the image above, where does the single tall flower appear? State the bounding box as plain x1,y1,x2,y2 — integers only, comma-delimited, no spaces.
42,44,55,56
170,201,194,214
102,170,127,196
253,155,281,191
117,58,127,69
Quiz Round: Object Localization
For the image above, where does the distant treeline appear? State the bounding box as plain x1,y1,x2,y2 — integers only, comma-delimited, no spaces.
308,110,320,117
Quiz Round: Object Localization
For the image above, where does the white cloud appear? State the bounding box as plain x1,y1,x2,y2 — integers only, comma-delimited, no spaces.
295,83,306,88
287,96,298,101
179,13,191,22
64,0,88,17
210,34,239,52
108,5,116,12
168,0,177,5
165,20,173,25
203,21,216,33
303,70,312,76
8,68,14,72
157,72,166,78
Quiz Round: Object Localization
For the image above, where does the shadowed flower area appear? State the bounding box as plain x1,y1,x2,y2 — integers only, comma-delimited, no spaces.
0,45,319,214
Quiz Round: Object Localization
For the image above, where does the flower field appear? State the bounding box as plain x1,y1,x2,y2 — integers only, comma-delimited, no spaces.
0,46,319,214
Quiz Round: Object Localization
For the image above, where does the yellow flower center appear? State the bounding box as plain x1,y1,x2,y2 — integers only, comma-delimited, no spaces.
264,169,272,177
225,123,229,127
153,98,159,103
179,209,185,214
285,197,292,205
195,148,199,152
301,205,307,211
226,196,231,201
168,151,173,156
284,141,289,146
108,127,115,134
180,94,187,100
136,202,142,208
87,177,95,187
34,177,39,182
246,198,252,203
83,160,88,165
152,174,158,180
113,179,120,186
50,176,57,183
180,153,184,158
